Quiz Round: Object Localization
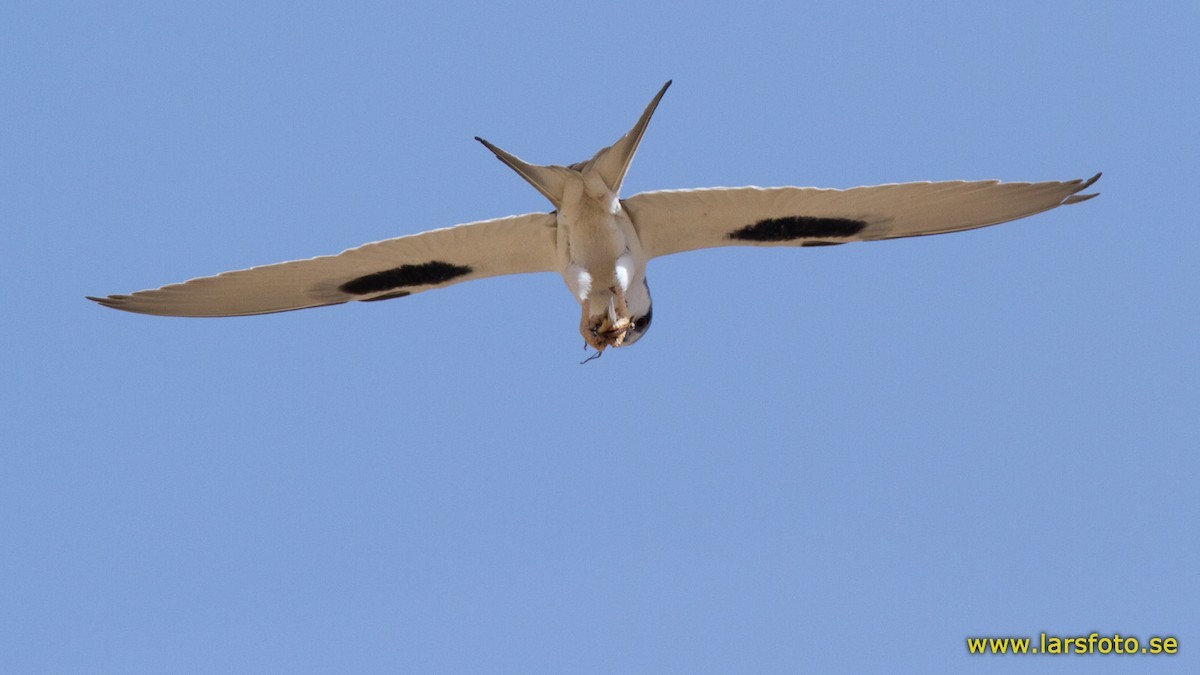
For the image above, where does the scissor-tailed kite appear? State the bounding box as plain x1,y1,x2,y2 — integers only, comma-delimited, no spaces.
90,81,1100,356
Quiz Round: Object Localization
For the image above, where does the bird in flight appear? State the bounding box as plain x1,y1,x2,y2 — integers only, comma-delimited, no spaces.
90,81,1099,357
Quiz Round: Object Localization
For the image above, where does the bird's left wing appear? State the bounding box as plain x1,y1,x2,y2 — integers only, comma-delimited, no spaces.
624,175,1100,259
89,212,557,316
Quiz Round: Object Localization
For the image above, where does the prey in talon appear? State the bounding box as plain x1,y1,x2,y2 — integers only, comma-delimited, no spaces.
582,285,634,353
88,80,1099,362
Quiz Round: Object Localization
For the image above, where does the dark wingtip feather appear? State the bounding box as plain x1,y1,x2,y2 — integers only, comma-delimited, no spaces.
1062,172,1102,205
87,294,135,311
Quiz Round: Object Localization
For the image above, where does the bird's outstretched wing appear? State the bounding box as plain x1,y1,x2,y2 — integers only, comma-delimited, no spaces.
89,212,557,316
624,174,1100,259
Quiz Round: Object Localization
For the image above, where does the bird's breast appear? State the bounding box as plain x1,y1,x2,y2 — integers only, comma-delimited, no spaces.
559,196,627,277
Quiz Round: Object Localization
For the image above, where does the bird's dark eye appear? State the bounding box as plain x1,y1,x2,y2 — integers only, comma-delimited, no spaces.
633,309,652,332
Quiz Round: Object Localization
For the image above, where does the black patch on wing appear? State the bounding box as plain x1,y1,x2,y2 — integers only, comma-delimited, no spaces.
801,241,844,247
339,261,473,295
361,290,411,302
729,216,867,242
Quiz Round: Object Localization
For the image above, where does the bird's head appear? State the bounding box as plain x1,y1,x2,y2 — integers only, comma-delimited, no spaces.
617,279,653,347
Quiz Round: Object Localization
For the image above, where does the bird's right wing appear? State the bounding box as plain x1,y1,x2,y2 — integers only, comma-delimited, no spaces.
89,212,558,316
624,175,1100,259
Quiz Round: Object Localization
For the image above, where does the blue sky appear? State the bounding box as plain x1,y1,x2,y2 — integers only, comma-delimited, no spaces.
3,1,1196,672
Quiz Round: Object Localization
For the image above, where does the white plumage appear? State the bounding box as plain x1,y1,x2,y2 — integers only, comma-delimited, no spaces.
90,81,1100,354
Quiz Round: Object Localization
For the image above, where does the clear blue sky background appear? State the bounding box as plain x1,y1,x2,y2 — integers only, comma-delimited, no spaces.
3,2,1196,672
